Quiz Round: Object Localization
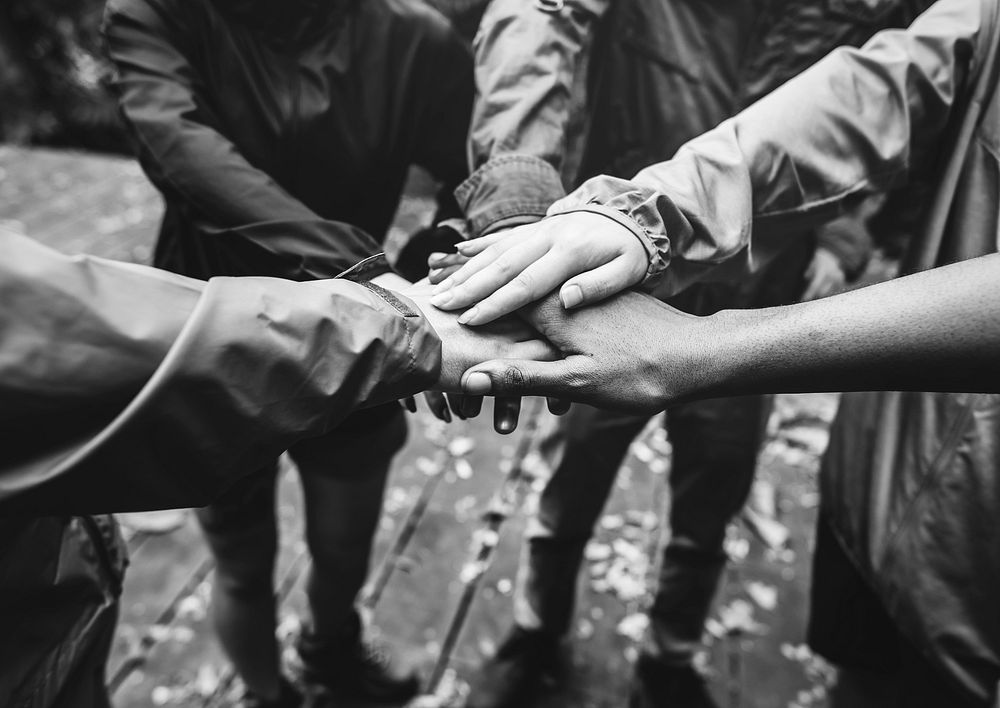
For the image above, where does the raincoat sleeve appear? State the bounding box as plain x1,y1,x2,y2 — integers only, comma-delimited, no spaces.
548,0,987,294
103,1,386,281
454,0,611,238
0,231,441,515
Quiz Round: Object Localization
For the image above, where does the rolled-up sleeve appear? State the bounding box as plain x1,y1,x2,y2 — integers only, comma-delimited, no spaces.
549,0,986,294
0,231,440,515
456,0,610,237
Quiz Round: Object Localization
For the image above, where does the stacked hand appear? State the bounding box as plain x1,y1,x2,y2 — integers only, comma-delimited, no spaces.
456,290,713,414
402,280,559,433
427,212,649,324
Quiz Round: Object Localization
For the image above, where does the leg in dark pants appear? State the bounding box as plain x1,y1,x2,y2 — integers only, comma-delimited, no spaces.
645,395,769,665
515,404,653,637
195,405,407,700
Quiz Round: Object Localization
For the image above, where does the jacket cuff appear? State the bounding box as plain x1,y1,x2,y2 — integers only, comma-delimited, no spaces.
455,155,566,238
546,198,670,282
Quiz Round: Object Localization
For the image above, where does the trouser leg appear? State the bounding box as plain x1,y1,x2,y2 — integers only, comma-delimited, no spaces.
291,404,407,642
514,405,654,637
195,464,281,697
646,394,769,666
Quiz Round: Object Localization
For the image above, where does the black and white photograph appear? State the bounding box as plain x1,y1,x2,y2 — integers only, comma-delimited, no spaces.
1,0,998,707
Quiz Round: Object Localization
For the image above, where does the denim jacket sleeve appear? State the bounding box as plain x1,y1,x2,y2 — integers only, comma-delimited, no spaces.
0,231,440,515
548,0,987,294
455,0,611,238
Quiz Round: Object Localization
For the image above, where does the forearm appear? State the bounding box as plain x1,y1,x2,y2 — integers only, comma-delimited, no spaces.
695,254,1000,398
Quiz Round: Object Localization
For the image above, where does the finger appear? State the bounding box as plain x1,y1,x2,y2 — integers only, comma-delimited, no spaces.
493,396,522,435
423,391,452,423
463,357,588,398
428,264,464,284
461,395,484,419
427,251,468,269
431,238,524,300
558,255,643,309
453,250,573,325
455,230,510,257
547,397,572,415
433,236,542,299
400,396,418,413
446,393,469,420
499,337,561,363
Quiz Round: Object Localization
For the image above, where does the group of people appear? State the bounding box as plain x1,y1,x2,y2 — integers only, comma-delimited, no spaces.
1,1,998,708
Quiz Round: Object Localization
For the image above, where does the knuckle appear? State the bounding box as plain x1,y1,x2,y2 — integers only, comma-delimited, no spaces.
511,271,535,293
502,366,528,391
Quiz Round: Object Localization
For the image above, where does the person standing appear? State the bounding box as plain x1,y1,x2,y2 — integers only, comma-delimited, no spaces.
103,1,473,705
435,1,930,706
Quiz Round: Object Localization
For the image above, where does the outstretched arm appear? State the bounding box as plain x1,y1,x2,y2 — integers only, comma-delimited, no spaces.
0,231,553,515
434,0,990,324
462,253,1000,411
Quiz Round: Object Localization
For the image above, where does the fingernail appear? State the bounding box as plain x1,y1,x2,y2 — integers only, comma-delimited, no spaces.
457,306,479,325
464,372,493,394
560,284,583,309
441,406,452,423
456,242,473,253
432,278,454,295
430,292,454,308
428,253,447,264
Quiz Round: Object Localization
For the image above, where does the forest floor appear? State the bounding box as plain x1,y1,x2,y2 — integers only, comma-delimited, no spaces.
2,145,840,708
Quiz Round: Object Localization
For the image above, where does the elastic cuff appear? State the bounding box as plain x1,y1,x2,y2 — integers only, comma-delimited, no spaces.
551,203,668,280
334,253,393,282
455,155,566,238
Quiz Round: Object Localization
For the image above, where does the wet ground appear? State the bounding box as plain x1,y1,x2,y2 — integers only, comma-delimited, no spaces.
2,146,839,708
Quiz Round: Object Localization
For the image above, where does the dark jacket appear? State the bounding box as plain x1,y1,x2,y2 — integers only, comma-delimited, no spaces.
551,0,1000,700
104,0,473,281
0,230,441,706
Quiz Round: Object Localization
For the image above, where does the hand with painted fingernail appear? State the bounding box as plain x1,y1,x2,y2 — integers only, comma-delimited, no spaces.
428,212,649,326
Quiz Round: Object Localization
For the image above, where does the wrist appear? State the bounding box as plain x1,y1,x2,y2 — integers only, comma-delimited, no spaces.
674,308,764,401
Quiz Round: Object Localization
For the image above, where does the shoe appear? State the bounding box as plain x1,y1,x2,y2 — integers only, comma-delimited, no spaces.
629,653,719,708
466,625,563,708
241,676,303,708
296,612,420,703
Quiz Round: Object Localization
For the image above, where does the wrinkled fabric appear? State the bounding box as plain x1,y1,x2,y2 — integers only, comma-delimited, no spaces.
458,0,899,279
555,0,1000,700
0,233,441,515
0,229,441,706
104,0,472,281
551,0,993,292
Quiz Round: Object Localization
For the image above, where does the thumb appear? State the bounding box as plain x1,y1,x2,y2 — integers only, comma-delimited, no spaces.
462,358,585,398
559,256,643,309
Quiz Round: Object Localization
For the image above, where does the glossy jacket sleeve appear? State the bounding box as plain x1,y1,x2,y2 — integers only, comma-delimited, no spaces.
549,0,986,294
0,231,441,515
103,0,385,280
455,0,610,237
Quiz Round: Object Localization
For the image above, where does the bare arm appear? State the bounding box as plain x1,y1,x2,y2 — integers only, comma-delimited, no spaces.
461,253,1000,411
